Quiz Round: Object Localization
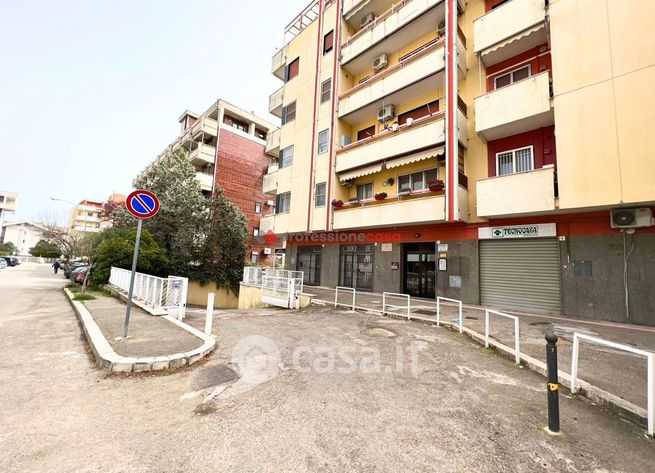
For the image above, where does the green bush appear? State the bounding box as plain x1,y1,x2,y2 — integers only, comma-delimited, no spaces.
73,293,95,301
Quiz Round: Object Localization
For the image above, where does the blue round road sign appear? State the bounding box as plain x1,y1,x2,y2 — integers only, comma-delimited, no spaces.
126,189,160,219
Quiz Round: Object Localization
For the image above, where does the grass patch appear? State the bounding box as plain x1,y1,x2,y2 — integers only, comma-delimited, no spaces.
73,293,96,301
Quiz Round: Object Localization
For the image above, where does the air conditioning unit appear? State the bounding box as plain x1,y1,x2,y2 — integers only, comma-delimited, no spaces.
265,199,275,207
377,104,395,122
373,53,388,72
360,12,375,28
438,21,446,36
339,135,351,147
610,208,653,229
263,248,272,255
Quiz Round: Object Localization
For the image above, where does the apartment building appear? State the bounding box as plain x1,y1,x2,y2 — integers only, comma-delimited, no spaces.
134,100,279,264
262,0,655,325
1,221,45,255
69,199,106,234
0,190,18,227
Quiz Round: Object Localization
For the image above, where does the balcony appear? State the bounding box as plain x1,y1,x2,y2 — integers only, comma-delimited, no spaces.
269,86,284,118
338,40,445,122
188,143,216,166
75,215,101,223
191,117,218,138
195,171,214,192
260,214,276,234
336,113,445,173
474,71,553,141
263,164,279,194
476,166,556,217
333,194,446,230
473,0,547,67
271,46,287,80
341,0,444,75
265,128,281,157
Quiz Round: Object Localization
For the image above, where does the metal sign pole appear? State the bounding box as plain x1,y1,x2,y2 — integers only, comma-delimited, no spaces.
123,218,143,338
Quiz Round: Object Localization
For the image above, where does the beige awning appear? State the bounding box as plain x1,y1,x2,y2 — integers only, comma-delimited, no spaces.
339,164,383,182
385,146,445,169
481,24,545,59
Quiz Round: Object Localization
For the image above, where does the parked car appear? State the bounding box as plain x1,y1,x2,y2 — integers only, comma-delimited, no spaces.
0,256,18,267
70,264,89,283
74,266,90,284
0,259,7,269
64,261,86,279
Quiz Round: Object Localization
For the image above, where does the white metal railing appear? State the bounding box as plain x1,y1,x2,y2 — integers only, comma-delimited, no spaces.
242,266,304,309
571,333,654,436
436,296,463,333
485,309,520,365
382,292,410,320
335,286,356,310
109,267,188,318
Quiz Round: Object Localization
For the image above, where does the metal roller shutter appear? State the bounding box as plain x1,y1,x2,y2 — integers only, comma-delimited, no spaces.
480,238,561,315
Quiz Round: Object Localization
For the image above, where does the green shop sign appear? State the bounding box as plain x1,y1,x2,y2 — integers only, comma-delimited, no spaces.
491,226,539,238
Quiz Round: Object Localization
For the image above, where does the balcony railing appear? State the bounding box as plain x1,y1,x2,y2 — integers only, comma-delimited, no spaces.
195,171,214,192
476,166,556,217
271,46,287,80
191,117,218,138
336,112,445,173
265,128,281,157
341,0,444,73
473,0,547,66
260,214,276,234
474,71,553,141
189,143,216,166
263,164,279,194
269,86,284,118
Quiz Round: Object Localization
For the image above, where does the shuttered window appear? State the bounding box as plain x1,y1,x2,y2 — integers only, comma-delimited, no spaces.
317,129,329,154
323,30,334,54
480,239,561,315
286,57,299,82
320,78,331,103
398,100,439,125
356,125,375,141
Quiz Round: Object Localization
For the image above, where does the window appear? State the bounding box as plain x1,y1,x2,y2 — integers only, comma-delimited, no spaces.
275,192,291,214
320,78,331,103
356,182,373,200
251,252,259,263
317,129,329,154
398,168,439,192
255,128,267,140
253,227,260,237
398,100,439,125
255,202,262,213
323,30,334,54
281,101,296,125
496,146,534,176
494,65,531,90
279,145,294,168
285,57,299,82
315,182,326,207
357,125,376,141
223,114,249,132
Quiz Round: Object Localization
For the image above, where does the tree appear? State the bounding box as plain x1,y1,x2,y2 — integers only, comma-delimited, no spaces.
91,227,168,285
38,221,81,261
29,240,61,258
0,242,16,255
133,150,209,275
103,199,134,228
190,187,248,294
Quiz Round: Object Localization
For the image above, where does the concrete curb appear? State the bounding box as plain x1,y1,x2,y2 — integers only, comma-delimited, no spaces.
313,299,648,430
64,288,215,373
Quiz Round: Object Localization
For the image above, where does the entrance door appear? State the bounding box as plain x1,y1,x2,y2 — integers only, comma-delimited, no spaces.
403,243,436,298
339,244,374,291
296,246,321,286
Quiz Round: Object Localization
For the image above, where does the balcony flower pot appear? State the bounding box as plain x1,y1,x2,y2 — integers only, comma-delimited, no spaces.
331,199,344,208
374,192,387,201
428,179,445,192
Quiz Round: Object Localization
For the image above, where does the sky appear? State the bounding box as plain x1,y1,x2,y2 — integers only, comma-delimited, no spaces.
0,0,307,223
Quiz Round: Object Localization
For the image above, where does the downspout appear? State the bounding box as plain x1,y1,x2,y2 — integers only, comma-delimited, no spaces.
306,0,325,233
325,0,341,232
444,0,459,222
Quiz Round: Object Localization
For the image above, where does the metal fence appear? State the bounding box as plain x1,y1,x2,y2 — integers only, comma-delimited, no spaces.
109,267,188,318
485,309,520,365
242,266,304,309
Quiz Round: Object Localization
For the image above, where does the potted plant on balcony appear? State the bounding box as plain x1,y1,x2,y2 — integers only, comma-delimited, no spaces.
428,179,445,192
331,199,344,208
374,192,387,201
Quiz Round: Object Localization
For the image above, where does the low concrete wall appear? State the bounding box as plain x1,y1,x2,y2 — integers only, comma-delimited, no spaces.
187,280,238,309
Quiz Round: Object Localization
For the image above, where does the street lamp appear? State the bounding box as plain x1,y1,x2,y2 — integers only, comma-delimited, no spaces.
50,197,87,233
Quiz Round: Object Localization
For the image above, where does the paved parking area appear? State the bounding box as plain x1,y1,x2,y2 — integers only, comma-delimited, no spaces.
2,265,654,472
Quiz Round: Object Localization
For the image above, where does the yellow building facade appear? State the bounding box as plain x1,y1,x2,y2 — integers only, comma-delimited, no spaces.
262,0,655,325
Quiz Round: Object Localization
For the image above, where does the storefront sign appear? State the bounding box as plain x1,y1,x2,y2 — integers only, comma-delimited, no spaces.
437,243,448,252
438,258,447,271
381,243,393,252
478,223,556,240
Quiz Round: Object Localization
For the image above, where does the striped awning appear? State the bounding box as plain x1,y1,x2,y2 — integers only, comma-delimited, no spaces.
338,164,383,182
481,24,545,59
385,146,445,169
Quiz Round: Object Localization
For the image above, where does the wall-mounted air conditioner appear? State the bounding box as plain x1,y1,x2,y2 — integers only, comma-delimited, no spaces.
373,53,388,72
360,12,375,28
265,200,275,207
377,104,395,122
339,135,351,147
610,208,653,229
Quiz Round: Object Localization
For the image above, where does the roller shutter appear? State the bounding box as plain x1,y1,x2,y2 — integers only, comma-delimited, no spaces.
480,238,561,315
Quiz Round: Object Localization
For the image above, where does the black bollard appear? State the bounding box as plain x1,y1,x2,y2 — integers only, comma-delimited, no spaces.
545,332,560,433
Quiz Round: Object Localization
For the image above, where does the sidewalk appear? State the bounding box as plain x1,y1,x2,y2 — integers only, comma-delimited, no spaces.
306,286,655,410
65,288,215,372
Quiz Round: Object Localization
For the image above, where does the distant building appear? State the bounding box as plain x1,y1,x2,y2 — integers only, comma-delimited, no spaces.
1,221,46,255
69,199,105,234
134,99,279,265
0,190,18,227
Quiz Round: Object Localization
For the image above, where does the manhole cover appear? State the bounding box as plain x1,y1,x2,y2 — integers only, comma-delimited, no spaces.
190,365,239,391
362,327,397,338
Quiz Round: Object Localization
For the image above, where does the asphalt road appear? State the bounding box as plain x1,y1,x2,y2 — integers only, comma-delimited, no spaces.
1,264,653,472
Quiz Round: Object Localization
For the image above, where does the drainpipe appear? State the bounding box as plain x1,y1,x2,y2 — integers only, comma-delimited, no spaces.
325,0,342,232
